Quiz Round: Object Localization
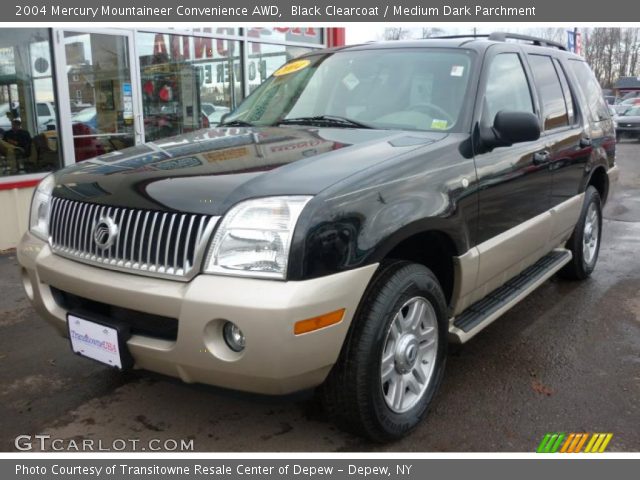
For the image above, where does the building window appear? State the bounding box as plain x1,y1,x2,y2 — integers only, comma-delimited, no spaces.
0,28,61,177
136,31,242,142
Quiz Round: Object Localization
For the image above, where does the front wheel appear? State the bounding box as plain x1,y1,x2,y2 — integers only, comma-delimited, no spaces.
321,261,448,442
559,186,603,280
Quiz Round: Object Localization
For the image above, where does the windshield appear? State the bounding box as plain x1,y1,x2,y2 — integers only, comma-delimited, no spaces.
622,107,640,116
225,48,475,132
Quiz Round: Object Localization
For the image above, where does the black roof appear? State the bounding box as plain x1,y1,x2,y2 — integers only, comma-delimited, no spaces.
615,76,640,89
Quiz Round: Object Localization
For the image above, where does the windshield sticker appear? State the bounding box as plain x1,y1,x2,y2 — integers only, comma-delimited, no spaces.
450,65,465,77
342,73,360,91
431,119,449,130
273,59,311,77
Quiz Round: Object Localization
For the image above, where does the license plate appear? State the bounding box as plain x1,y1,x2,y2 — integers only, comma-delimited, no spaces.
68,315,124,369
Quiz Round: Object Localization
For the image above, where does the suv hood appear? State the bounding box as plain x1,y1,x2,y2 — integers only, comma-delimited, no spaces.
53,126,445,215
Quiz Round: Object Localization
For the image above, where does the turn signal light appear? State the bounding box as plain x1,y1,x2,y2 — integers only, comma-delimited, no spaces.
294,309,345,335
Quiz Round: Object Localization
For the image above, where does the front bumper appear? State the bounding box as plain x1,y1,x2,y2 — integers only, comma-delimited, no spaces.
18,232,377,395
616,126,640,137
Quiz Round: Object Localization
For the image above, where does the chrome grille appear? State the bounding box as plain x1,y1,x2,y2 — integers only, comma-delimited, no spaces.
49,198,218,280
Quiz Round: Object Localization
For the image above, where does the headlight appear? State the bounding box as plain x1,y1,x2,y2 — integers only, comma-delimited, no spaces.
29,174,55,241
204,196,312,279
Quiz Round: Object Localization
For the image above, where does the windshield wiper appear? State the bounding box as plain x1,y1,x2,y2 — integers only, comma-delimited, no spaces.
277,115,373,129
219,120,255,127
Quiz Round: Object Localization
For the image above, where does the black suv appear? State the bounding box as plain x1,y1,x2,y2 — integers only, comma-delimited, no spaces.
19,33,617,442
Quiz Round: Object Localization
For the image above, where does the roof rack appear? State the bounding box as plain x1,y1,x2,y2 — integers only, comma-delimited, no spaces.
429,34,490,40
488,32,567,50
430,32,567,51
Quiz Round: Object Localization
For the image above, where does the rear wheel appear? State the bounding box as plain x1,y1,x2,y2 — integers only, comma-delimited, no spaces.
321,261,447,442
559,186,602,280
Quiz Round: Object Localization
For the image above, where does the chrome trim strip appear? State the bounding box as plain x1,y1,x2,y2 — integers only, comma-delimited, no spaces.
48,198,219,282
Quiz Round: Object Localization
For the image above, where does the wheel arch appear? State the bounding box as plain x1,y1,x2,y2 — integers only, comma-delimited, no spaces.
373,225,463,306
580,163,609,205
585,165,609,204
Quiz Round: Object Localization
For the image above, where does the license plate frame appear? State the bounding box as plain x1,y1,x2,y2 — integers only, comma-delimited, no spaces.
67,312,133,370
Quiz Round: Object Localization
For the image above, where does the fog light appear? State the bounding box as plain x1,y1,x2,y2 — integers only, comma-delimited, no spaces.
223,321,246,352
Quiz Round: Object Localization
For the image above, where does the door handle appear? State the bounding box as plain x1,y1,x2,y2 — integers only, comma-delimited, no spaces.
580,137,592,148
532,150,551,165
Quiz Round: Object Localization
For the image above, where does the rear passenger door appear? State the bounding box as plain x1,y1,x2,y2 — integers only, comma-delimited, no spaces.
525,53,590,204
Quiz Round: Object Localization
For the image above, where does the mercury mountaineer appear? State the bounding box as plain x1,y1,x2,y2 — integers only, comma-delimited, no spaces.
19,33,617,441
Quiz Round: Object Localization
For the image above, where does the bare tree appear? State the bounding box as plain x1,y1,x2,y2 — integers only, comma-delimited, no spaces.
382,28,410,41
420,28,446,39
583,28,640,88
525,27,566,43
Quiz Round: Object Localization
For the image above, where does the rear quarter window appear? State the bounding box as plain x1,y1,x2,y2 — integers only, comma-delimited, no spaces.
568,60,610,123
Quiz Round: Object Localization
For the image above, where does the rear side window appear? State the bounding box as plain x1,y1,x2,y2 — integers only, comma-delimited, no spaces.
527,54,569,130
569,60,610,122
483,53,534,123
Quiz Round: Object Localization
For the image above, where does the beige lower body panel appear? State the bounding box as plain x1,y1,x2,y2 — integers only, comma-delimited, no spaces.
451,193,584,316
449,248,572,343
17,232,378,395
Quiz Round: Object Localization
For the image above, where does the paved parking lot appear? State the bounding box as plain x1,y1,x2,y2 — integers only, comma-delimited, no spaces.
1,142,639,452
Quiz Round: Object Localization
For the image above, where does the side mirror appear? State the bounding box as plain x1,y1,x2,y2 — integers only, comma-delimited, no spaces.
219,112,230,125
481,110,540,150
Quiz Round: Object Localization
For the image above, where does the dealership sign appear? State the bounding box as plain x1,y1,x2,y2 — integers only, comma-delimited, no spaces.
147,27,323,87
151,27,323,61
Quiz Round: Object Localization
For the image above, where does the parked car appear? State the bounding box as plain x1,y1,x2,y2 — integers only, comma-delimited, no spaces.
18,33,617,441
41,106,99,134
616,106,640,141
0,101,56,132
620,97,640,107
71,107,98,131
619,90,640,102
202,102,231,125
612,103,632,116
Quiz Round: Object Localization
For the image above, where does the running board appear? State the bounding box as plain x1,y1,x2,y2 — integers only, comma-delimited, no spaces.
448,249,572,344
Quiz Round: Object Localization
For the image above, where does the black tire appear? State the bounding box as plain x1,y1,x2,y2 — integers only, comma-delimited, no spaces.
558,186,603,280
321,260,448,442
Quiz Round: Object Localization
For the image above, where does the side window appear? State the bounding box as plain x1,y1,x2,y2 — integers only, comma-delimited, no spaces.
483,53,534,124
569,60,610,122
554,59,576,125
527,54,569,130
